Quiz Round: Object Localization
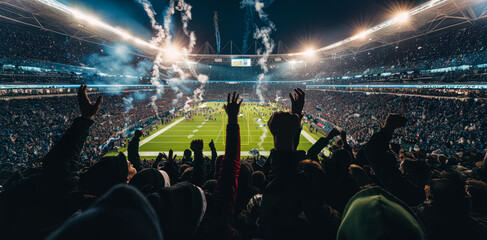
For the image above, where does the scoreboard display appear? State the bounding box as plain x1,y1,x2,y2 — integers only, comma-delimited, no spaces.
231,58,251,67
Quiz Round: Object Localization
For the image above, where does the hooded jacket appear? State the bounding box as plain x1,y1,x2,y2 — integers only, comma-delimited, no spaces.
337,186,425,240
147,182,206,240
47,185,163,240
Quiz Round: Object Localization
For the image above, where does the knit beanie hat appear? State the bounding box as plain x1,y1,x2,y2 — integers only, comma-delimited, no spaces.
79,153,128,196
130,168,171,194
337,186,425,240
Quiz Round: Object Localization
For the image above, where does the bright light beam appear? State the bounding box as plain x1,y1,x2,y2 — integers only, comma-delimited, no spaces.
37,0,163,52
304,48,315,57
317,0,449,52
392,12,410,24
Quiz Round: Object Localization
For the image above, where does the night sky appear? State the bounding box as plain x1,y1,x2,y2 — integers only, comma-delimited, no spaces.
61,0,422,53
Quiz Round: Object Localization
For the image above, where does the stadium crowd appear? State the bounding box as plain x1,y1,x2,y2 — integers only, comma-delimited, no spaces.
2,20,487,85
305,90,487,155
0,89,177,174
1,86,487,240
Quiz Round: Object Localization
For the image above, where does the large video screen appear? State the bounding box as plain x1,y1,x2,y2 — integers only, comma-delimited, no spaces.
231,58,251,67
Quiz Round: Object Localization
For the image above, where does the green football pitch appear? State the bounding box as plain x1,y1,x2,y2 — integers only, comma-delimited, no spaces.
109,102,322,158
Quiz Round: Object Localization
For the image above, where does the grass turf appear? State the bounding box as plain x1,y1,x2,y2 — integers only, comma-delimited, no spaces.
107,102,318,157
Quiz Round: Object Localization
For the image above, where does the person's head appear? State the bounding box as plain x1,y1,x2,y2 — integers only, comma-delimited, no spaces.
202,179,217,194
466,179,487,212
147,182,206,240
181,167,194,182
298,159,327,203
179,163,191,176
239,162,254,187
183,149,192,159
425,171,468,214
251,171,267,191
267,111,301,150
399,158,428,179
355,148,369,166
134,129,143,139
337,186,424,240
47,185,163,240
79,153,135,196
129,169,171,194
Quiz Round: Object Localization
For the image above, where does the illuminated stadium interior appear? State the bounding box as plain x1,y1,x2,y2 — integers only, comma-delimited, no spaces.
1,0,487,239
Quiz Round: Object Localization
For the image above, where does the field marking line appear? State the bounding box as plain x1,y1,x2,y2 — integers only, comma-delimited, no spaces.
124,117,185,155
301,130,317,144
215,113,224,144
247,110,250,145
138,151,271,157
140,118,185,146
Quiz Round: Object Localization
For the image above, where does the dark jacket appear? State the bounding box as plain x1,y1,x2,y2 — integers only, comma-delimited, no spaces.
363,129,425,206
128,136,143,172
0,117,94,240
414,201,487,240
260,150,307,239
47,185,163,240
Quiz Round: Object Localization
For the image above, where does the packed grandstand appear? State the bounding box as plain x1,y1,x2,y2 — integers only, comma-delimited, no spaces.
1,0,487,239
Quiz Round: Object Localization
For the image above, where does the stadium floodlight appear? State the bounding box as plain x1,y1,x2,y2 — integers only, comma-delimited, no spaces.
36,0,164,52
392,12,410,24
317,0,449,52
165,45,181,61
303,48,315,57
352,31,369,41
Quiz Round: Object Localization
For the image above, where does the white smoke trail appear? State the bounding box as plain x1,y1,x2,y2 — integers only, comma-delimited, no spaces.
240,0,275,103
137,0,207,112
123,96,134,113
258,128,268,150
176,0,196,52
275,90,281,102
164,0,175,45
135,0,172,115
241,0,275,150
256,118,268,150
174,0,210,110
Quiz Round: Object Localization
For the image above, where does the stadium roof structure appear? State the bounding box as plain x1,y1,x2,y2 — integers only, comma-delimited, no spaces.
1,0,487,64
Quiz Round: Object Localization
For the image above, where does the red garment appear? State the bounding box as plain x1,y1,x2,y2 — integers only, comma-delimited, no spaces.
215,123,241,216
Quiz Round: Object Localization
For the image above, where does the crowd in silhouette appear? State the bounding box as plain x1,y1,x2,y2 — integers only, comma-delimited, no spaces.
1,86,486,240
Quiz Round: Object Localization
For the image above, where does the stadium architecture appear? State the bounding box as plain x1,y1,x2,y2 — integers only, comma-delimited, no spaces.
0,0,487,90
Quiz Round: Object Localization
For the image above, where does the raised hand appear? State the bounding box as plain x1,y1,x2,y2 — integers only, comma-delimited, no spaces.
327,128,341,139
134,129,143,139
209,139,215,149
77,85,103,120
223,92,243,124
289,88,305,116
340,130,347,141
190,139,204,153
383,114,408,131
154,152,164,168
161,149,177,163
